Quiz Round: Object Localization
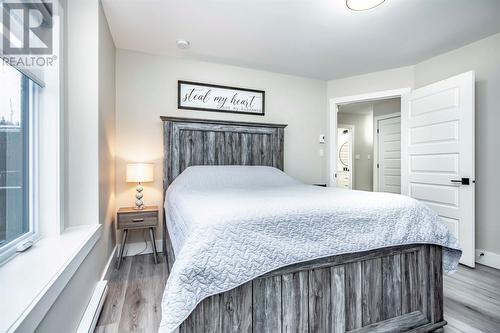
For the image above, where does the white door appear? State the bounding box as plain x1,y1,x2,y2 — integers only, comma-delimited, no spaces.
377,116,401,194
401,71,475,267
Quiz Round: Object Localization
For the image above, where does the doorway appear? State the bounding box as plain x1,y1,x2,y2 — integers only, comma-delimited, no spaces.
336,97,402,192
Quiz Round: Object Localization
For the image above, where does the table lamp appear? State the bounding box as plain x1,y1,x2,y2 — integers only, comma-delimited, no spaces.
126,163,154,209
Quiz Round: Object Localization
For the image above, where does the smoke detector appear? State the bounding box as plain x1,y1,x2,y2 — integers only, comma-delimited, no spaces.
176,39,190,50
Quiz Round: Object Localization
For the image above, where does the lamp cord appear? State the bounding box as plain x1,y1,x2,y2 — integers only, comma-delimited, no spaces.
124,230,149,257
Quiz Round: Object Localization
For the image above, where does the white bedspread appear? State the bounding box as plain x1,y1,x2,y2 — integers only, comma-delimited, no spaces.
160,166,461,333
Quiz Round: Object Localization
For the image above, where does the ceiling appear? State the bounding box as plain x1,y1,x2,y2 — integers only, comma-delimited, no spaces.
101,0,500,80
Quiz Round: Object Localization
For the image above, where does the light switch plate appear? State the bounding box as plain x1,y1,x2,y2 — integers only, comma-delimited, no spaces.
319,134,325,144
355,154,361,160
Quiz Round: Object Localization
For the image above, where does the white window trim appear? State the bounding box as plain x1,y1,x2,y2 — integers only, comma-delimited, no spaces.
0,224,101,333
0,75,40,264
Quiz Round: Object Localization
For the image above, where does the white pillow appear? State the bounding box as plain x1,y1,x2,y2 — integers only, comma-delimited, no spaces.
170,165,299,191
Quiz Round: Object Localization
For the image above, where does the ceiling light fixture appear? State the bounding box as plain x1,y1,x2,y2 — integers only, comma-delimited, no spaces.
346,0,385,11
176,39,190,49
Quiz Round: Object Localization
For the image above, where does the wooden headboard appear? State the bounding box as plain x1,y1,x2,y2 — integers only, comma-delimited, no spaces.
161,116,288,192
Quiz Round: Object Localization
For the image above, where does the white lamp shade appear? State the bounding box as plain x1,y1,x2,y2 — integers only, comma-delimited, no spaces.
126,163,154,183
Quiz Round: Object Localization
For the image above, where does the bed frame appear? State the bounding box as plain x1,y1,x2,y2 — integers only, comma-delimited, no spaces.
161,116,445,333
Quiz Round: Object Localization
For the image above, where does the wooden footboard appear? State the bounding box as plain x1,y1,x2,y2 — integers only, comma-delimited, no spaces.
164,237,445,332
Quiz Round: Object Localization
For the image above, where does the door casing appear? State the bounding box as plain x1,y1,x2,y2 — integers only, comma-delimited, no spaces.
329,88,410,187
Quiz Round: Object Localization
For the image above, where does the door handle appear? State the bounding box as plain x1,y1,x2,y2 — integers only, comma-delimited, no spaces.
450,178,470,185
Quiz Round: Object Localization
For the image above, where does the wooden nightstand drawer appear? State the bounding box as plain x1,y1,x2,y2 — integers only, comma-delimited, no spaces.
117,206,158,230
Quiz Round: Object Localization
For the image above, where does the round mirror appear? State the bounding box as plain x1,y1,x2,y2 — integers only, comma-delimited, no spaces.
339,142,350,167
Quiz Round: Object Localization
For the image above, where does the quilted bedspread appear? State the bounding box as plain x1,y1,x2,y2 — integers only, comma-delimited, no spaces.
159,166,462,333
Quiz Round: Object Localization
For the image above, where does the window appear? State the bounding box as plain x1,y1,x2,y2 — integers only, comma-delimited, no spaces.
0,63,35,260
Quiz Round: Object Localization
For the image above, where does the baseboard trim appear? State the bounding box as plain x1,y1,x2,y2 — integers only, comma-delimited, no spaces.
119,239,163,258
76,280,108,333
475,249,500,269
100,245,117,281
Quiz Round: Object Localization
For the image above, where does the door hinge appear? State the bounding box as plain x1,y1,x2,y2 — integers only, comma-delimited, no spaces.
377,163,379,168
377,129,379,134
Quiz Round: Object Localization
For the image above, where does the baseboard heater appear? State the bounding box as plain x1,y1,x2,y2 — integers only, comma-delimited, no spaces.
76,280,108,333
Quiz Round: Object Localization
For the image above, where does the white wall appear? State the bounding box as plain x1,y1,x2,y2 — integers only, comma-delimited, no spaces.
373,98,401,117
65,0,99,228
327,66,414,99
327,33,500,262
414,33,500,260
35,1,116,331
98,0,117,264
115,49,327,244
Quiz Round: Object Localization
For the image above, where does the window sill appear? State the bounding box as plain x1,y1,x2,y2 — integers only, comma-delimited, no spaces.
0,224,102,333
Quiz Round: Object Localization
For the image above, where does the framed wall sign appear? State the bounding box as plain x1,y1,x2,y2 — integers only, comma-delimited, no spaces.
178,80,265,116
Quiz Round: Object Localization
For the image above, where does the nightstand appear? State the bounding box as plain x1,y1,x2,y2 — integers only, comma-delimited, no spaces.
116,205,159,269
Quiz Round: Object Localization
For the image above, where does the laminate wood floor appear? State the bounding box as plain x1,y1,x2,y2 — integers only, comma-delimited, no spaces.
95,254,500,333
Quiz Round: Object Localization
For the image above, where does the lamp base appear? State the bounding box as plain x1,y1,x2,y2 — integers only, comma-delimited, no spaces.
135,183,145,210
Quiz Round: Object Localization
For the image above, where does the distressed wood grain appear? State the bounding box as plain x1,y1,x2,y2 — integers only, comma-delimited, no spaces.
429,245,443,324
221,282,252,333
308,267,332,332
203,294,222,333
402,251,421,314
345,261,363,330
362,257,383,326
162,117,287,190
181,302,204,333
349,311,429,333
253,276,282,333
282,271,309,333
331,265,346,333
203,131,216,165
382,254,402,320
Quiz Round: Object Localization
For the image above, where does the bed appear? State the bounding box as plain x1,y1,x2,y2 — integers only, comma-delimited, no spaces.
159,116,461,333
